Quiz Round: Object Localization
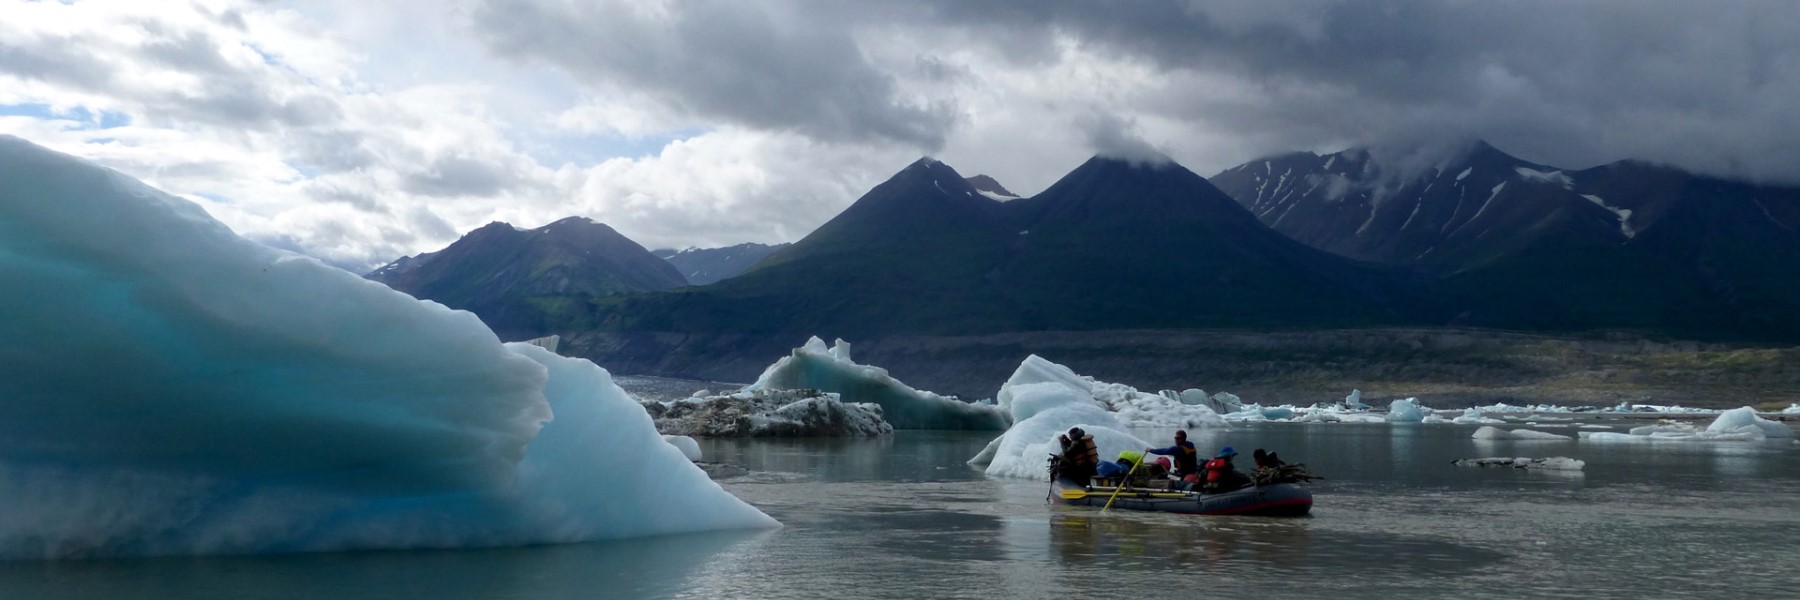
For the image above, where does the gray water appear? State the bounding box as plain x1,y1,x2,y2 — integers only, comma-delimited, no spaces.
3,422,1796,599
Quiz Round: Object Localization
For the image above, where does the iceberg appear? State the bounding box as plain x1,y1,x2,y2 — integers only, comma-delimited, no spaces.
1471,426,1573,441
997,356,1228,429
970,356,1225,480
648,389,893,437
663,435,704,462
1704,407,1796,438
743,337,1008,430
1578,408,1790,443
1453,406,1506,425
1160,389,1244,414
0,136,774,559
1386,398,1425,422
1344,389,1371,410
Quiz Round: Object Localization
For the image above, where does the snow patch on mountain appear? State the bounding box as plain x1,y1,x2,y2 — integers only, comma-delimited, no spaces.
1581,194,1637,238
1514,167,1574,189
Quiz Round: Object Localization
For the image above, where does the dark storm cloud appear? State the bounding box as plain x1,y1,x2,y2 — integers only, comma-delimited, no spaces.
472,0,1800,183
896,0,1800,180
471,0,956,149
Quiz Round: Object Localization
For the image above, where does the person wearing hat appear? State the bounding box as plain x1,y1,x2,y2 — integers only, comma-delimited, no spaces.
1146,430,1199,478
1202,446,1249,492
1056,427,1100,486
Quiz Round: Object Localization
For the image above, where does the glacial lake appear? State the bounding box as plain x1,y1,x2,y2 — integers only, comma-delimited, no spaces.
3,421,1796,599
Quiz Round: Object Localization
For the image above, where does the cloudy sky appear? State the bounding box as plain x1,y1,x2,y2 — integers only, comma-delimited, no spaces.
3,0,1796,270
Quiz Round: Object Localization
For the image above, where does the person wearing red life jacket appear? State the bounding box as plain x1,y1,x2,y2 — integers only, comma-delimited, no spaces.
1202,446,1249,492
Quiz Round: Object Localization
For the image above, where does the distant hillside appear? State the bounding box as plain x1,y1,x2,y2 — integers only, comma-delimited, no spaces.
366,216,686,338
652,243,790,285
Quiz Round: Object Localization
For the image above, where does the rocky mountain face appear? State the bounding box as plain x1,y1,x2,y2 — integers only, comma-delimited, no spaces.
653,242,791,286
964,174,1019,200
1212,141,1800,338
366,216,686,338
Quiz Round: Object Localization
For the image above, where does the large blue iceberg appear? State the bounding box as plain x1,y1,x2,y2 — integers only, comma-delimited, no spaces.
0,136,775,559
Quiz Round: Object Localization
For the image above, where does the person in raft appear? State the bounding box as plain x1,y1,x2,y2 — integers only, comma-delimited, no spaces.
1146,429,1199,479
1202,446,1251,492
1057,427,1099,486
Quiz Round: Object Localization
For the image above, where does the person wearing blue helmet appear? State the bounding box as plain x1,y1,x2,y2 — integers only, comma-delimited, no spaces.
1202,446,1249,492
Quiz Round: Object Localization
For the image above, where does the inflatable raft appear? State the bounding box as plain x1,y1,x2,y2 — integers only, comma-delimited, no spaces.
1052,479,1312,517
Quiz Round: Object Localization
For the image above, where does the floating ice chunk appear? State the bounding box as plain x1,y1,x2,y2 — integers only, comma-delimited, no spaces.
1471,426,1572,441
1422,415,1451,424
973,356,1225,479
1166,385,1209,403
0,137,775,558
1453,457,1585,470
1294,408,1386,423
1576,411,1787,443
662,435,703,462
969,382,1148,480
1453,407,1506,425
1579,424,1613,430
1580,431,1760,443
1705,407,1796,438
1387,398,1424,422
745,337,1007,430
997,356,1226,429
1345,389,1370,410
1629,422,1698,436
1160,388,1242,414
1783,404,1800,415
650,389,892,437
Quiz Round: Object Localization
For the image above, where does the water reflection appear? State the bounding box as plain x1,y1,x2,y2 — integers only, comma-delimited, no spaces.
0,529,771,600
1041,513,1315,573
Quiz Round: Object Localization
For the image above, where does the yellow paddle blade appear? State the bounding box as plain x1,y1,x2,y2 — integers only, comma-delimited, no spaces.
1059,488,1090,500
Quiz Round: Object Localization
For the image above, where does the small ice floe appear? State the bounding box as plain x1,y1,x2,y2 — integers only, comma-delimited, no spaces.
662,435,703,462
1579,407,1795,443
1453,457,1585,470
1453,406,1506,425
1579,424,1613,430
1607,401,1721,415
1472,426,1573,441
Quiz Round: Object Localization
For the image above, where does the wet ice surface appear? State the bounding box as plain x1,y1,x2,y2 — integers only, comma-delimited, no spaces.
5,422,1797,599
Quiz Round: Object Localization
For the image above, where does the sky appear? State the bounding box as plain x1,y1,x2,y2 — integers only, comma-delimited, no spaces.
3,0,1797,271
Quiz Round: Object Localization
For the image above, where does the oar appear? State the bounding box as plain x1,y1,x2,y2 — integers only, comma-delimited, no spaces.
1101,451,1148,513
1060,488,1188,500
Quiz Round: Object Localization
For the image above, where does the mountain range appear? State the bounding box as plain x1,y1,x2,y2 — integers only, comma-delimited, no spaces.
1211,141,1800,336
653,243,790,286
366,142,1800,348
